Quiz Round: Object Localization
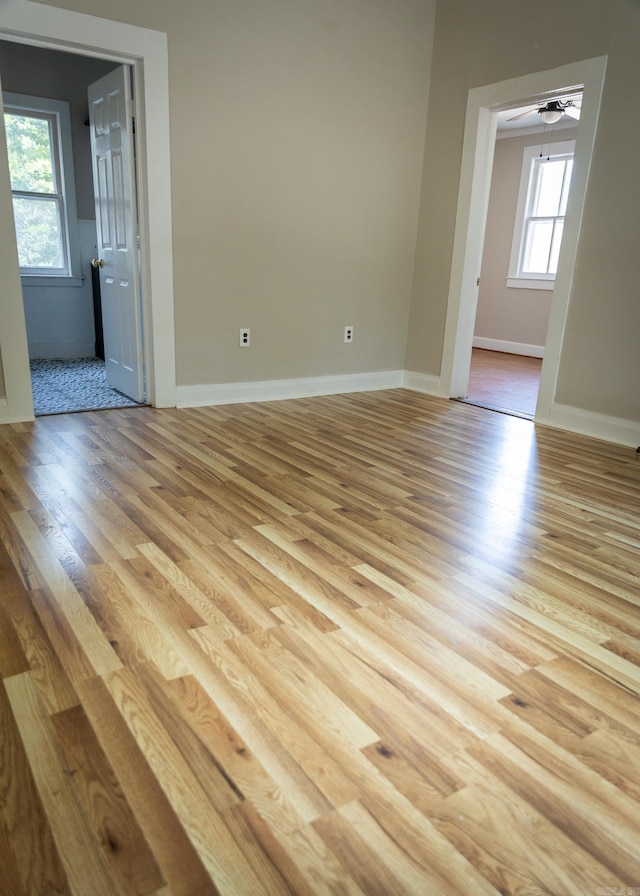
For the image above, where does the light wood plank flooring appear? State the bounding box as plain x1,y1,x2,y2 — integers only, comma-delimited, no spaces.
1,390,639,895
465,348,542,418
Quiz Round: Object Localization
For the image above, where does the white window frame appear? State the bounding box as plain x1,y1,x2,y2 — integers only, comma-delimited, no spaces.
3,92,82,287
507,139,575,291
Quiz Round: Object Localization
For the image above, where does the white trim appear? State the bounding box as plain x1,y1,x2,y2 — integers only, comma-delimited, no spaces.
0,0,176,416
506,277,554,290
472,337,544,358
401,370,444,396
177,370,404,408
545,403,640,450
439,57,608,423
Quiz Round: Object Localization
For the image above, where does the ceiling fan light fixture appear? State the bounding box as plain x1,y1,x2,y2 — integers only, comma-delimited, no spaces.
539,101,564,124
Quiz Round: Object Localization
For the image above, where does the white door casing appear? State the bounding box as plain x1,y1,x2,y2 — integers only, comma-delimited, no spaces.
440,56,607,421
88,66,144,403
0,0,175,422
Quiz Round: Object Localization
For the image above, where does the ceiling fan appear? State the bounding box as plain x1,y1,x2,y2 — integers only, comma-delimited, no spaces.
508,99,581,124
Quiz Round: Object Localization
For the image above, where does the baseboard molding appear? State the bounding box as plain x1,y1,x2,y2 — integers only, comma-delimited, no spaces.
0,399,34,425
176,369,404,408
402,370,445,396
544,402,640,449
29,342,95,360
473,337,544,358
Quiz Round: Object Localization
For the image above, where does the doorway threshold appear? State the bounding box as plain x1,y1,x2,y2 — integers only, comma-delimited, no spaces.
454,397,534,421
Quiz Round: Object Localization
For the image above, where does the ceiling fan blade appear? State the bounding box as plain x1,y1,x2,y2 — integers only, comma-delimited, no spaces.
507,106,537,122
563,105,581,120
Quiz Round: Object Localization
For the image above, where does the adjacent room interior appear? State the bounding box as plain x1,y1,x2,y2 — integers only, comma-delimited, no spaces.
0,40,146,415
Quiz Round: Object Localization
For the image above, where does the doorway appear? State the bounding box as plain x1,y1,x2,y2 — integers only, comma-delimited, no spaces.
0,40,144,416
461,99,580,419
439,57,607,424
0,0,176,424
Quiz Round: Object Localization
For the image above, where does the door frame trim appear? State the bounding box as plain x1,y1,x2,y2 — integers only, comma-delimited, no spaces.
439,56,607,422
0,0,176,417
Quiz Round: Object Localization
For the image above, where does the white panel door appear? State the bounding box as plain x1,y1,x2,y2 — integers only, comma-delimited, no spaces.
88,66,144,402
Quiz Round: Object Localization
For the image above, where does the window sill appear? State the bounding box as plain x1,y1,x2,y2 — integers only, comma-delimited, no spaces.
506,277,555,291
21,275,85,288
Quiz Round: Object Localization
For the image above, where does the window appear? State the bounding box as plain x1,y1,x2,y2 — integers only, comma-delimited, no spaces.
3,93,81,284
507,140,575,290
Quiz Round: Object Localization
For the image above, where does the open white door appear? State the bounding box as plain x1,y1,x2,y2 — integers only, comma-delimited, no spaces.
88,66,144,403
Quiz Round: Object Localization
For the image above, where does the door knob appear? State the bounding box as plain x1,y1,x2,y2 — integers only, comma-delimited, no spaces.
91,258,104,268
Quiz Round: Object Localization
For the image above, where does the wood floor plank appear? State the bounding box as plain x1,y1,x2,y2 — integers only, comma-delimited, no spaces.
0,551,31,679
436,745,630,895
272,615,472,792
164,672,324,836
191,625,353,821
82,562,192,680
0,680,71,896
10,510,122,680
75,675,221,896
5,672,120,895
0,811,29,896
313,800,451,896
466,729,640,883
1,389,639,893
51,704,166,896
103,664,280,895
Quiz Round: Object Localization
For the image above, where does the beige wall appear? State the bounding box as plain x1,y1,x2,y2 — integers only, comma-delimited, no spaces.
19,0,435,388
407,0,640,424
475,127,578,351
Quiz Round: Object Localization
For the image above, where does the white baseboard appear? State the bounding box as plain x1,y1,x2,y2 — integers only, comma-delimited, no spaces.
176,369,639,450
544,403,640,449
176,369,403,408
29,342,95,360
402,370,445,396
473,337,544,358
0,398,34,425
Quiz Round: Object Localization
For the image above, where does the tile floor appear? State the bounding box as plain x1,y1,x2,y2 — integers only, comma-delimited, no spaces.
30,358,144,416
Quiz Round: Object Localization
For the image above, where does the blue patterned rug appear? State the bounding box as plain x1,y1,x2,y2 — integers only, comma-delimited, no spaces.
30,358,144,416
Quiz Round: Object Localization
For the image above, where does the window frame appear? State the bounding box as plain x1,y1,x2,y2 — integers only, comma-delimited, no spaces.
507,139,575,291
3,92,82,287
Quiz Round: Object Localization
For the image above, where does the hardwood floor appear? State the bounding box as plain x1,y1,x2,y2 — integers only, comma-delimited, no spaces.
1,390,639,895
465,348,542,418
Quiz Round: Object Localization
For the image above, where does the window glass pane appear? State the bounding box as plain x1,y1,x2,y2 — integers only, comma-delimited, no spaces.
4,113,56,193
12,196,65,268
533,159,565,217
559,159,573,216
548,219,565,274
522,219,553,274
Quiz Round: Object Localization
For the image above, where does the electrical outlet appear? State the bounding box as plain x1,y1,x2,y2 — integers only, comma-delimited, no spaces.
240,328,250,347
344,325,354,343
